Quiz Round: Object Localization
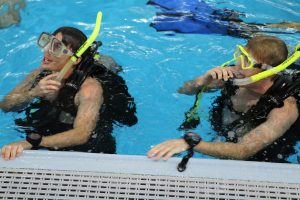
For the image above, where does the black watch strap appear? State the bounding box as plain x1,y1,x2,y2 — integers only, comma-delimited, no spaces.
26,133,42,150
178,132,201,172
183,132,202,149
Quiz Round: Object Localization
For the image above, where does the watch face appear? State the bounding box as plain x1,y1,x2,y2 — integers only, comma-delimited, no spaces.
26,132,42,149
184,132,201,148
187,132,201,141
28,133,42,140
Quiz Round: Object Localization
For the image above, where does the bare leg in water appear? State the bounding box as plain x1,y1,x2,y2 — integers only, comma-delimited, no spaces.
228,21,300,38
264,22,300,30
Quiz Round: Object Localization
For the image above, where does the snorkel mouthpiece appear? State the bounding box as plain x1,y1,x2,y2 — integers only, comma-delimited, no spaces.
231,44,300,86
56,11,102,82
231,77,254,86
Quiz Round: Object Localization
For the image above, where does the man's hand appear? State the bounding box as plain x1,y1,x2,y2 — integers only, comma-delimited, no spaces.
33,73,61,98
204,66,234,82
177,66,235,95
1,140,32,160
147,139,189,161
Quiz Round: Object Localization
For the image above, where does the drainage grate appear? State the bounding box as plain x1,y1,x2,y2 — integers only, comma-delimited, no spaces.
1,168,300,200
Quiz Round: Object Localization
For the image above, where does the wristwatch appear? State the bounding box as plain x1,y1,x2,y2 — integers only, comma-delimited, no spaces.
26,133,43,150
183,132,202,149
177,132,202,172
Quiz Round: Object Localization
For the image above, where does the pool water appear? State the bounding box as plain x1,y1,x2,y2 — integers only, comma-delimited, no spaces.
0,0,299,162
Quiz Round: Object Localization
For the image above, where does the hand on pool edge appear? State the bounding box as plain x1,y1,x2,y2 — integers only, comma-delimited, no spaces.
147,139,189,161
1,140,32,160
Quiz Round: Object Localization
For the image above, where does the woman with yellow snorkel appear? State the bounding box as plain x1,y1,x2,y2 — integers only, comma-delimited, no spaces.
148,35,300,169
0,13,137,160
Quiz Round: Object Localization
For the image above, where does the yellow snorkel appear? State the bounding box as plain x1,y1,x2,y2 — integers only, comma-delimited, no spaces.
231,44,300,86
55,11,102,82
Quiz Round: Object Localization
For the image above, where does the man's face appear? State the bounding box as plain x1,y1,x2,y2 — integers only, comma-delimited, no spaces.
40,32,73,72
235,64,262,79
232,46,263,77
230,52,265,88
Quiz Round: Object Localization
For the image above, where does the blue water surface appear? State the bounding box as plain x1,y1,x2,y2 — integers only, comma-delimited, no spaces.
0,0,299,162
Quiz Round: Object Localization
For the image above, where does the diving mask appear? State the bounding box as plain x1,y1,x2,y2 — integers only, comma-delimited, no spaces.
37,32,73,57
221,45,271,70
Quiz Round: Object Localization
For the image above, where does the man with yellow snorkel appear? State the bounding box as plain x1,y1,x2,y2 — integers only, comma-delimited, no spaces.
0,13,137,160
148,35,300,167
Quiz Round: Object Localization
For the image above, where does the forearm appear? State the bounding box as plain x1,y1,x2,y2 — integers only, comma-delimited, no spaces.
40,127,92,149
177,77,204,95
178,76,222,95
195,103,298,161
0,69,41,112
194,141,251,160
0,88,37,112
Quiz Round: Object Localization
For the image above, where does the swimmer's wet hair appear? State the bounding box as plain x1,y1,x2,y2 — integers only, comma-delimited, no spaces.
53,26,87,53
246,35,288,67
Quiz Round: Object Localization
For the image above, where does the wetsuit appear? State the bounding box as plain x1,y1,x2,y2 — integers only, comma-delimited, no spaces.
15,55,137,154
210,74,300,163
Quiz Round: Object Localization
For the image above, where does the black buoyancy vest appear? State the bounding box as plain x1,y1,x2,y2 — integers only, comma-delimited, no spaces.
15,56,138,153
210,74,300,163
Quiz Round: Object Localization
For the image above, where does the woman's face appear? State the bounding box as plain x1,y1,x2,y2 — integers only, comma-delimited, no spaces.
41,32,72,72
